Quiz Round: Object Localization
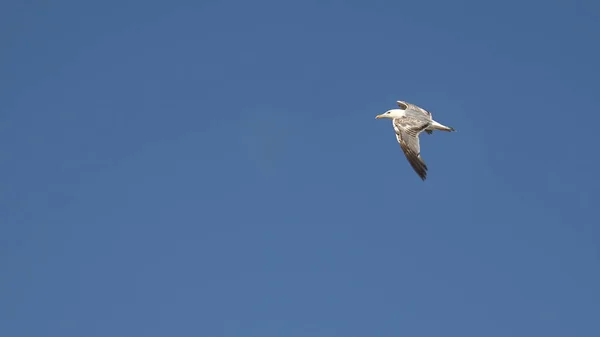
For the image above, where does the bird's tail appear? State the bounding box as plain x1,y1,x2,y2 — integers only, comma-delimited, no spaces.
430,120,455,132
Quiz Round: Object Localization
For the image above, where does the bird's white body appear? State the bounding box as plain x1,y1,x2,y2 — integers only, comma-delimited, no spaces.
382,108,454,132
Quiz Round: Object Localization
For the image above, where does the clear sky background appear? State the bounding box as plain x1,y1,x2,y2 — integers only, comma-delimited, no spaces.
2,0,599,336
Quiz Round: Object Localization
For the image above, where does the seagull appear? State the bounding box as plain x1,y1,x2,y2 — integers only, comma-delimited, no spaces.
376,100,455,181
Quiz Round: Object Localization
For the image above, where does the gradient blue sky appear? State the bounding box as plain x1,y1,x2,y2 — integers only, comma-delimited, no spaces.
2,0,600,336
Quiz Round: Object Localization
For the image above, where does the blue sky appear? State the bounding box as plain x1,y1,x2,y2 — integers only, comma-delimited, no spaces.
2,0,599,336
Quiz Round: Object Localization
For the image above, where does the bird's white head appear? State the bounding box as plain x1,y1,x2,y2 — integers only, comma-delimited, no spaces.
376,109,405,120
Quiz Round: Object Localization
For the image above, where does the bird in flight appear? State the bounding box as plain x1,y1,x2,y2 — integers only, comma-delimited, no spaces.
376,100,455,181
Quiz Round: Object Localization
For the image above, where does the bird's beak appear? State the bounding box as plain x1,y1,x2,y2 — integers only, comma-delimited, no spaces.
375,114,384,119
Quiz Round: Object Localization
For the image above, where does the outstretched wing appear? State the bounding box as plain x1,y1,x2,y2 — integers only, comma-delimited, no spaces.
396,101,410,110
397,100,432,119
393,117,430,180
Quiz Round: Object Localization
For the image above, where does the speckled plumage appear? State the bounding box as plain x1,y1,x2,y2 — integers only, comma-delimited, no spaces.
376,100,456,181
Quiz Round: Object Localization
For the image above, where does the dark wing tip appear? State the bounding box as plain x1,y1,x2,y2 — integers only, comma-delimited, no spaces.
400,144,428,181
396,101,409,110
407,155,428,181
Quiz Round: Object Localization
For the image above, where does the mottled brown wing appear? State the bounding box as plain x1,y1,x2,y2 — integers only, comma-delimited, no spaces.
393,117,430,181
397,100,432,118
